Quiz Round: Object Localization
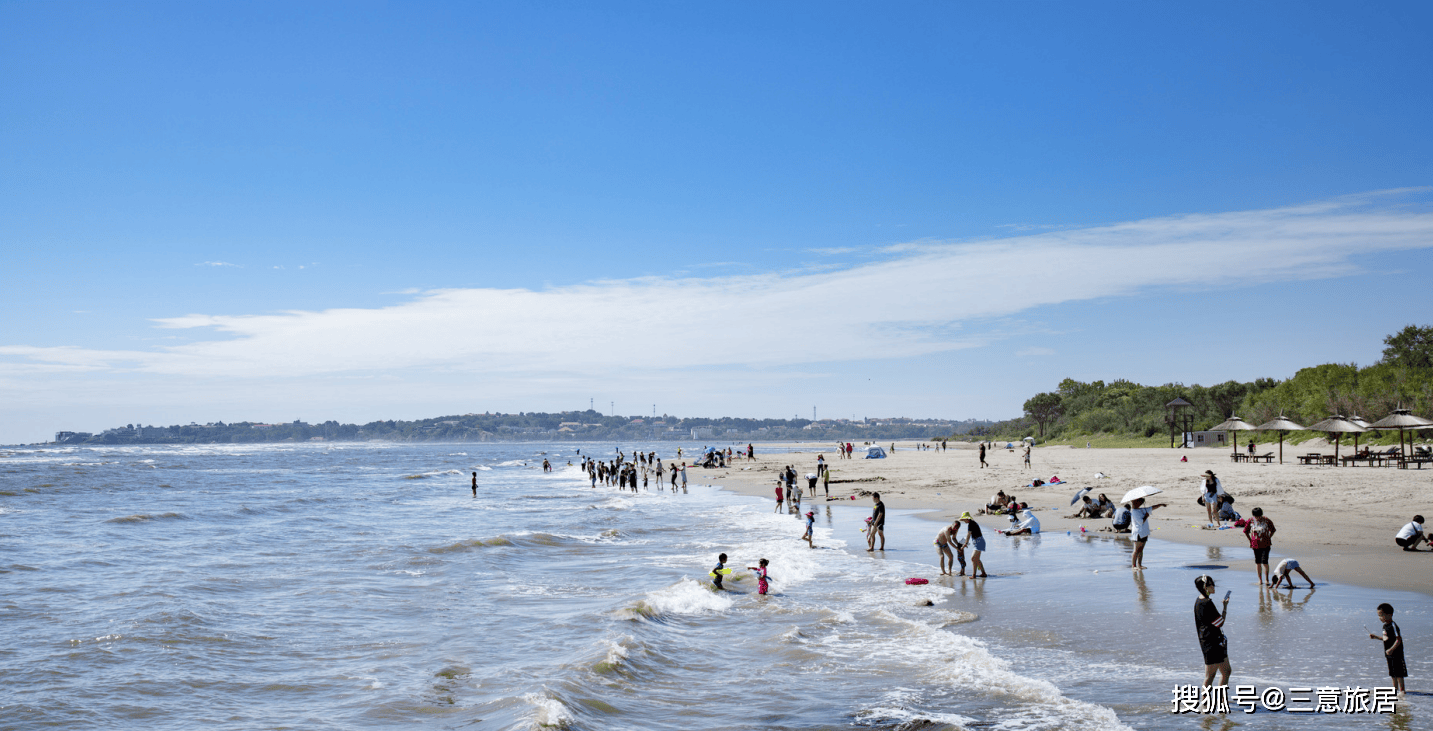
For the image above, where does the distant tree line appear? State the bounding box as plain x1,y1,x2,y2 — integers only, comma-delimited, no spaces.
55,410,991,445
984,325,1433,443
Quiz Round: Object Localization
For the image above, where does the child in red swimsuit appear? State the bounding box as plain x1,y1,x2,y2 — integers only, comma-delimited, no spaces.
747,558,773,595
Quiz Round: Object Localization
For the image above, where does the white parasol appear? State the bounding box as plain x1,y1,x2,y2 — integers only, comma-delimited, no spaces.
1121,485,1162,504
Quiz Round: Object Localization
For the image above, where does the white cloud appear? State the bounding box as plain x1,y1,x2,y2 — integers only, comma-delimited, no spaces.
197,261,241,267
4,190,1433,384
1017,347,1057,357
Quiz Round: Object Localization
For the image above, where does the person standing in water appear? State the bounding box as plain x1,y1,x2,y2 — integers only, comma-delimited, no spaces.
960,512,987,577
1370,603,1407,695
747,558,773,595
802,510,815,548
711,553,728,590
935,521,959,576
866,493,886,551
1193,575,1232,688
471,472,477,497
1130,497,1167,570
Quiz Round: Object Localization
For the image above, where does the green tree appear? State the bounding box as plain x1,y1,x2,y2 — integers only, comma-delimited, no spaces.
1023,392,1063,438
1381,325,1433,369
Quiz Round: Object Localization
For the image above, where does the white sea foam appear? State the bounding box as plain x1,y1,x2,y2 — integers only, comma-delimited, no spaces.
522,691,573,729
636,578,733,617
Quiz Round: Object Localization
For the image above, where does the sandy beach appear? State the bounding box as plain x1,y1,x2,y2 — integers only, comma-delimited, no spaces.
704,441,1433,595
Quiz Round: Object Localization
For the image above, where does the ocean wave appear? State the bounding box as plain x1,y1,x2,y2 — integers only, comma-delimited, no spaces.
618,578,732,620
403,469,465,479
522,691,573,729
105,512,189,523
427,535,517,553
873,611,1132,730
591,636,634,675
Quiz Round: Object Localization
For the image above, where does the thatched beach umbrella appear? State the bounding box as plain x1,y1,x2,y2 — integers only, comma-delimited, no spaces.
1306,415,1364,464
1211,415,1257,455
1255,415,1306,465
1349,415,1371,453
1366,408,1433,461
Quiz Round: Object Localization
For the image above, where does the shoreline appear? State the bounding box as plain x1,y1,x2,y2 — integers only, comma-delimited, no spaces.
696,441,1433,597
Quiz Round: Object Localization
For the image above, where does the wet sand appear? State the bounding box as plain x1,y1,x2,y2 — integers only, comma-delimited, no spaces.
699,441,1433,596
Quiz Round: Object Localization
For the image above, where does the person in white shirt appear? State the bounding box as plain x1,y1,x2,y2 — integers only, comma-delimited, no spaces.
1005,509,1041,535
1395,516,1427,551
1130,497,1167,570
1269,558,1315,589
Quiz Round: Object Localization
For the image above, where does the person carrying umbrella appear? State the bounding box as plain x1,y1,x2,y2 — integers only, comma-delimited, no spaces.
1123,485,1167,570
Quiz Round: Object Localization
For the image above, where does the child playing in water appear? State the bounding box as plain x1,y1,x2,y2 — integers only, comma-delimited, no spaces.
711,553,728,590
747,558,773,595
802,511,815,548
1370,603,1407,695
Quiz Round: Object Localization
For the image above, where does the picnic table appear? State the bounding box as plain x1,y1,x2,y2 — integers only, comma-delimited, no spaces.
1297,453,1336,466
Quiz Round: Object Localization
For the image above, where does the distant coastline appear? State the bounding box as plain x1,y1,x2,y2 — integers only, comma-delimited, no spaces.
44,410,993,447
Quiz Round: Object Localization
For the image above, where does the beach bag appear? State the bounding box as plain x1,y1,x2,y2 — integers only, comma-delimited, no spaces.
1196,495,1205,506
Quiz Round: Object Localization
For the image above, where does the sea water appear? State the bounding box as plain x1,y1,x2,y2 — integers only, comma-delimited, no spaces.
1,442,1427,730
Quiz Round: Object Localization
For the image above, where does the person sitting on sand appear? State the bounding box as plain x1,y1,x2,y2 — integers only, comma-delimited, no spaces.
1269,558,1314,589
1395,516,1428,551
1068,495,1102,519
1094,494,1115,518
1216,494,1240,523
1004,508,1040,535
982,490,1008,515
1100,503,1133,533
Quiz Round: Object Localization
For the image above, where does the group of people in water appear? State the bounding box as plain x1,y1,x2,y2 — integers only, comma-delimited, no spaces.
578,449,687,492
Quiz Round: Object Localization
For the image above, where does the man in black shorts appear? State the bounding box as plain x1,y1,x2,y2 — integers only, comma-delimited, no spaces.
866,492,885,551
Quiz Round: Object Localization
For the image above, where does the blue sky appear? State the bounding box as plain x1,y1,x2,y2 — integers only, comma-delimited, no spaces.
3,1,1432,444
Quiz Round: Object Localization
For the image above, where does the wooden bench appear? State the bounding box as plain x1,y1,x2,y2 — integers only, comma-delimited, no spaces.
1248,453,1275,464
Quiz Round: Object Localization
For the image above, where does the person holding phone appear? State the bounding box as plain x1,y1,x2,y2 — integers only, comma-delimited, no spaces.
1193,575,1232,687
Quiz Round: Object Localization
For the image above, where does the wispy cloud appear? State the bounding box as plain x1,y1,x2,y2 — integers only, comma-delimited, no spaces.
197,261,241,267
1017,347,1057,357
5,191,1433,384
805,246,866,255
